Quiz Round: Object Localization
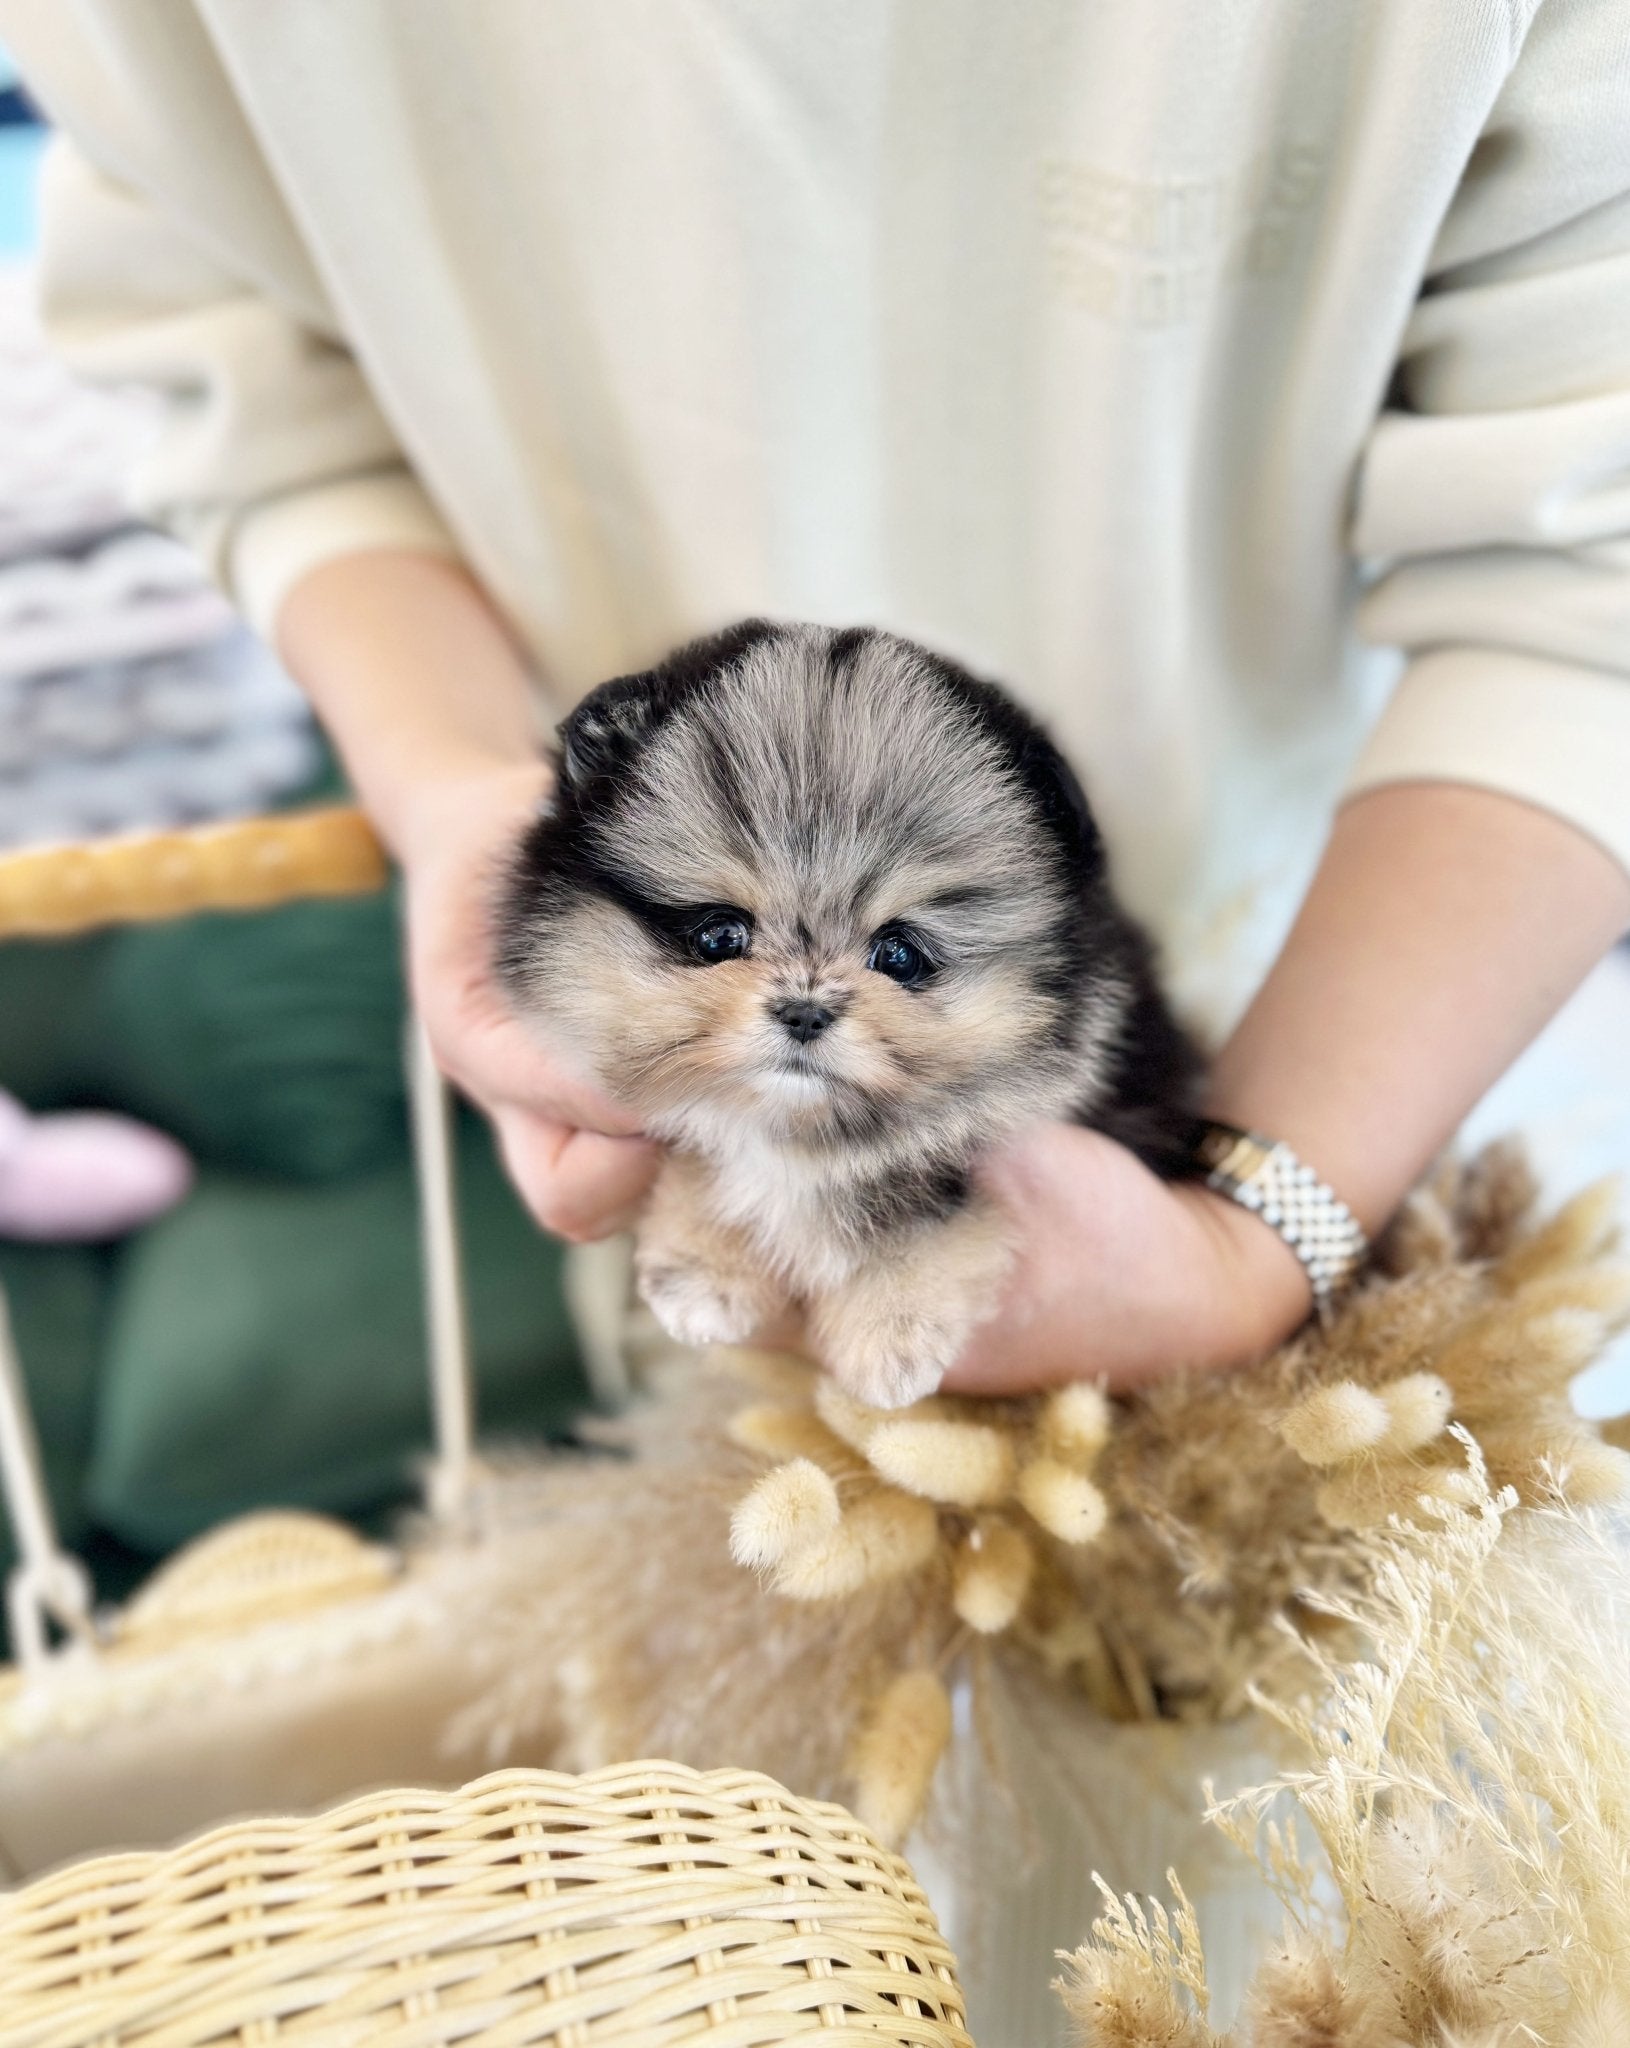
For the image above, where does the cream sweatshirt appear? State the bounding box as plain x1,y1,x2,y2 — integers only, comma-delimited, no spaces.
3,1,1629,997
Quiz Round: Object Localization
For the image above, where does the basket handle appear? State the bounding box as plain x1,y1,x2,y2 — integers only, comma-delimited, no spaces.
0,806,390,938
0,809,479,1669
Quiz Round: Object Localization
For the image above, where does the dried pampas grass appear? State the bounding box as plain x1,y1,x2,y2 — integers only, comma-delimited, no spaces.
1059,1449,1630,2047
1057,1879,1217,2048
437,1145,1630,1865
437,1360,939,1794
1063,1148,1630,1734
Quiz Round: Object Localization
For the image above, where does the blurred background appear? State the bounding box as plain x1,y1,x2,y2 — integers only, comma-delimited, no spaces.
0,53,587,1644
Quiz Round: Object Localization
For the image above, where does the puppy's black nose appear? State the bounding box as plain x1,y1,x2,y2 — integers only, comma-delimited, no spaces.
775,998,835,1044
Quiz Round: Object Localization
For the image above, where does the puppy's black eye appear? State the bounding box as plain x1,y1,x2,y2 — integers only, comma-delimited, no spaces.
868,929,928,984
691,913,752,964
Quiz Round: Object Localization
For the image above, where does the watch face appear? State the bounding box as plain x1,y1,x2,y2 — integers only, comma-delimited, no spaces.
1195,1125,1260,1180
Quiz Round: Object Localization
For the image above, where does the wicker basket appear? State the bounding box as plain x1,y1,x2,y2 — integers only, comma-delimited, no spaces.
0,1761,972,2047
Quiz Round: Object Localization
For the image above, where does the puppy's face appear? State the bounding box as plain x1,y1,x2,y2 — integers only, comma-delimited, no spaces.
501,624,1122,1154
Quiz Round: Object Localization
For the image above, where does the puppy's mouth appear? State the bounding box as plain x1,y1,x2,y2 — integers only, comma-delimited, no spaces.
748,1038,843,1106
755,1051,831,1092
774,1039,824,1068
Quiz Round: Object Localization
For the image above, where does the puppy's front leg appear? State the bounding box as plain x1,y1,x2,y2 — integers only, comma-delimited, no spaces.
810,1200,1013,1409
636,1152,789,1349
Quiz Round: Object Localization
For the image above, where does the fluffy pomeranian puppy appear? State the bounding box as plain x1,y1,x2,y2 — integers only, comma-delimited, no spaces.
499,621,1200,1406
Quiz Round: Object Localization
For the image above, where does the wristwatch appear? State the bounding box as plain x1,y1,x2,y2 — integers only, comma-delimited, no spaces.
1187,1119,1369,1323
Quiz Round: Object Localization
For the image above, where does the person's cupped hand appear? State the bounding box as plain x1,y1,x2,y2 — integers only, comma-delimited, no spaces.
936,1121,1314,1395
398,761,662,1242
740,1121,1313,1396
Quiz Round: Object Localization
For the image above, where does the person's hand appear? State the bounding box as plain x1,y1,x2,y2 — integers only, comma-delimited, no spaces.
395,761,662,1241
937,1122,1314,1395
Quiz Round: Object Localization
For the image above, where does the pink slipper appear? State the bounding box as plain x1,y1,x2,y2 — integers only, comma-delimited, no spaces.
0,1090,193,1242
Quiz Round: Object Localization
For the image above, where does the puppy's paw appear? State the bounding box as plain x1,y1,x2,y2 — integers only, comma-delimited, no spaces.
816,1314,961,1411
638,1257,782,1350
811,1219,1010,1410
830,1347,948,1411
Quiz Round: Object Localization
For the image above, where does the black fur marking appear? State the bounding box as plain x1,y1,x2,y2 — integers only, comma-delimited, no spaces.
923,883,1003,912
500,620,786,985
569,858,700,958
689,724,758,858
843,859,892,919
556,618,781,797
1075,947,1206,1178
848,1158,972,1235
916,649,1105,882
824,625,874,687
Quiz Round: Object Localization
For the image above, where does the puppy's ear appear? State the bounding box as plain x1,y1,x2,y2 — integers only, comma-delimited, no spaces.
1018,728,1103,878
928,651,1105,879
557,672,667,791
556,619,781,795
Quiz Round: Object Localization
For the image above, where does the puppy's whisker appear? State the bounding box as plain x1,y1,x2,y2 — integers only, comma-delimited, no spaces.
621,1030,709,1075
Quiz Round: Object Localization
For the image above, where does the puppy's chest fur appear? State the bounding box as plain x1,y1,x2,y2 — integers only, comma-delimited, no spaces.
702,1133,965,1294
708,1140,851,1293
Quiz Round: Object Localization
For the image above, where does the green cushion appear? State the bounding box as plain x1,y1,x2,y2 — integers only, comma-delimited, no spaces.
0,893,406,1183
88,891,410,1181
0,751,403,1183
0,884,411,1187
0,932,114,1113
89,1113,588,1552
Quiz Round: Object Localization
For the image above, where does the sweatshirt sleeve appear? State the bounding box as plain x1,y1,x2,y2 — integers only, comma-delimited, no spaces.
4,0,458,641
1344,0,1630,878
36,139,458,639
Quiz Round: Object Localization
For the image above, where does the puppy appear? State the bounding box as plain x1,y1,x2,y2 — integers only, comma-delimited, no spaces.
498,621,1201,1407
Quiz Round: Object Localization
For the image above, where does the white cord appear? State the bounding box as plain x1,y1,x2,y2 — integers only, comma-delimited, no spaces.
408,1015,478,1522
0,1282,95,1670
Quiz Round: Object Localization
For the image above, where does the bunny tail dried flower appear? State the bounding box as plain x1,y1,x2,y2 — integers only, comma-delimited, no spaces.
849,1668,954,1848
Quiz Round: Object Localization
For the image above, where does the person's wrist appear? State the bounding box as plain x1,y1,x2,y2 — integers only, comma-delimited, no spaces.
1176,1178,1316,1368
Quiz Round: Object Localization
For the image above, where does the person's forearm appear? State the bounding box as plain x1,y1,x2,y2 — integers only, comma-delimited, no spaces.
271,546,657,1230
1206,780,1630,1240
275,549,546,859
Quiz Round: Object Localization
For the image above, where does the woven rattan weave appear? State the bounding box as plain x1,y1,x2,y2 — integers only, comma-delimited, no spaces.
0,1762,972,2047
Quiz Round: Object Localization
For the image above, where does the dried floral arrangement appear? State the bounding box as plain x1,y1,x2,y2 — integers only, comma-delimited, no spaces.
441,1141,1630,1867
1060,1452,1630,2048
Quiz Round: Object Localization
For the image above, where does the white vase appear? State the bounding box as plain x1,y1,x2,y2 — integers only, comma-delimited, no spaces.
911,1669,1287,2048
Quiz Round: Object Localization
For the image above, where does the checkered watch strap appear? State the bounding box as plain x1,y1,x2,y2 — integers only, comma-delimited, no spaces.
1188,1120,1369,1322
